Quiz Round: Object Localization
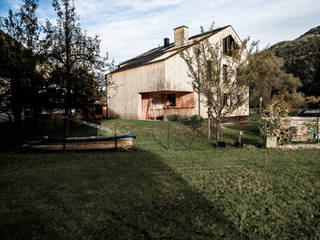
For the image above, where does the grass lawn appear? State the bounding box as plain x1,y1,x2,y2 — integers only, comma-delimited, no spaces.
0,118,320,239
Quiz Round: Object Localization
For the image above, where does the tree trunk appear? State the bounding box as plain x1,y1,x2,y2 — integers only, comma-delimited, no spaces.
32,105,39,137
216,122,219,148
198,92,201,116
208,109,211,140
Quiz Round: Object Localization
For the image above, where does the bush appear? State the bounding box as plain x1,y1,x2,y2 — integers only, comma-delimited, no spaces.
168,114,180,121
187,115,204,133
261,95,291,143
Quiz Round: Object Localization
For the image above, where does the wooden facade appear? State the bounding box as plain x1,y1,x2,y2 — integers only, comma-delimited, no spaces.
141,91,194,120
107,25,249,120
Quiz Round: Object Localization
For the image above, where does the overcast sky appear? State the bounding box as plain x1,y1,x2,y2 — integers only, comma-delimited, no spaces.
1,0,319,64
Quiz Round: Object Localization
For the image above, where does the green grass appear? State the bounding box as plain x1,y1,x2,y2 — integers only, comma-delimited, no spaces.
0,118,320,239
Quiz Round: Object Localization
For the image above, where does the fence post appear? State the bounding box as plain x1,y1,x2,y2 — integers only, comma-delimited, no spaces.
263,119,267,148
317,117,319,144
167,120,170,151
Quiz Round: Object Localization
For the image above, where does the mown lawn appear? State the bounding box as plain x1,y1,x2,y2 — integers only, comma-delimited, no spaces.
0,118,320,239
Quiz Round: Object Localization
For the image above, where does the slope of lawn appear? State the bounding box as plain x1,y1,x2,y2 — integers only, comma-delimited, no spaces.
0,118,319,239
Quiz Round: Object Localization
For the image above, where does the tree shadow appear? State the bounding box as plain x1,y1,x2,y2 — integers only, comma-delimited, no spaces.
0,148,245,239
151,123,168,150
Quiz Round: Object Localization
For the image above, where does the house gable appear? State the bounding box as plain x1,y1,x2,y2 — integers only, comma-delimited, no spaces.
107,25,249,120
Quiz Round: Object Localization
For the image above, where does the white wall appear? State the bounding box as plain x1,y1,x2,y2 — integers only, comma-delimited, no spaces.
108,61,165,119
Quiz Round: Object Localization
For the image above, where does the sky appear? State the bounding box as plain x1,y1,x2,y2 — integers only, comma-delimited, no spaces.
1,0,319,64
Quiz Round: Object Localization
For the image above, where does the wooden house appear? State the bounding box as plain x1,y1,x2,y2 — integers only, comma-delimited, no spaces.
107,25,249,120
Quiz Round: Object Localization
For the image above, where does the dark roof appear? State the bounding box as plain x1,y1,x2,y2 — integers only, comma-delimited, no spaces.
109,25,230,74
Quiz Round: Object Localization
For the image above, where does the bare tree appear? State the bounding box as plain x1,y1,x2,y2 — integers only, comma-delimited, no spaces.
181,24,249,147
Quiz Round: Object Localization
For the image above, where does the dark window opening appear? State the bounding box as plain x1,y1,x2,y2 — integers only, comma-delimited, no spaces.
168,94,176,107
223,35,235,56
95,106,103,115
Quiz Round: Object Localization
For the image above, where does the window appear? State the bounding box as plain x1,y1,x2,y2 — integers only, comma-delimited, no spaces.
223,35,234,56
223,65,228,83
95,106,103,115
167,94,176,107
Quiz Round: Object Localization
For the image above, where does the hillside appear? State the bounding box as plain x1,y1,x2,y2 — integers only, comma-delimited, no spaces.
269,26,320,97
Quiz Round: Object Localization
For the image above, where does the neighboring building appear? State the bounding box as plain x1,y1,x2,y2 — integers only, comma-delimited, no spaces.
76,103,108,120
107,25,249,120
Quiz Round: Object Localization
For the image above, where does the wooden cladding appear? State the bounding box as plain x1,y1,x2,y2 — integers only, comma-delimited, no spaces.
141,91,194,120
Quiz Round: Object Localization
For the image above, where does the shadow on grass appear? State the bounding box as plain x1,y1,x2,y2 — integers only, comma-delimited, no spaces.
151,128,168,150
0,148,244,239
0,120,105,152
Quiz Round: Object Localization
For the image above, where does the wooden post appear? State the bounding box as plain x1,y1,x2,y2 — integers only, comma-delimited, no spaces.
259,97,262,115
198,92,201,116
167,120,170,150
317,117,319,144
216,123,219,148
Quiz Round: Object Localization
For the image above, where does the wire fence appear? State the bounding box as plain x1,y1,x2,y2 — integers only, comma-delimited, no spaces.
6,115,320,151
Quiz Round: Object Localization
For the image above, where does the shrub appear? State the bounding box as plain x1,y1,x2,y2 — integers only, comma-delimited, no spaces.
187,115,204,134
261,95,291,143
168,114,180,121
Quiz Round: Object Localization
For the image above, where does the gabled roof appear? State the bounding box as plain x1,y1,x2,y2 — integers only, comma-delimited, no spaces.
109,25,230,74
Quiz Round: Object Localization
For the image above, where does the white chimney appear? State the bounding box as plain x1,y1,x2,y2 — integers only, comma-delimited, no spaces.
174,26,189,47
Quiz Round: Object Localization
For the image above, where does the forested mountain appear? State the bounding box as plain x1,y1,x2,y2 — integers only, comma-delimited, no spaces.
269,26,320,97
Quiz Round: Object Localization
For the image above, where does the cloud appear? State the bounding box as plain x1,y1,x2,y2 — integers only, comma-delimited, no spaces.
1,0,320,63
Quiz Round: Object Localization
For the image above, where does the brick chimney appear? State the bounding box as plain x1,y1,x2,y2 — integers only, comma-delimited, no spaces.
164,37,170,47
174,26,188,47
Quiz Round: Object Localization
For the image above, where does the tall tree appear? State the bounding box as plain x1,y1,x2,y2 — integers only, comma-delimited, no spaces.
19,0,44,128
181,25,249,147
241,43,304,108
42,0,110,118
0,0,41,127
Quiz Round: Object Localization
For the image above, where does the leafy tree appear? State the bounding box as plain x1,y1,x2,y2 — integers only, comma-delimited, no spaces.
0,23,30,126
18,0,44,126
270,26,320,98
42,0,111,118
181,25,249,147
261,95,291,143
242,44,304,108
0,0,42,127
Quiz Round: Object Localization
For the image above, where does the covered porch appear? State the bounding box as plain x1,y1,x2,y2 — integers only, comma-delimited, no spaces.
140,91,195,120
